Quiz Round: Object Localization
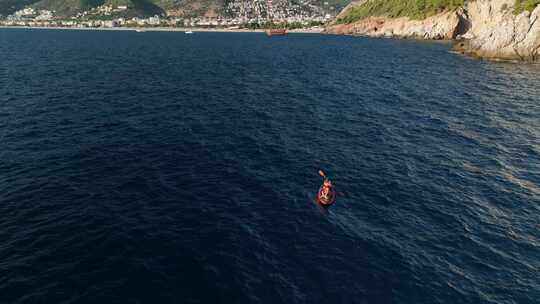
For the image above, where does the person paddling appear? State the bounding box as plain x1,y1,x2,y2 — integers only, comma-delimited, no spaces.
320,179,333,201
317,170,336,206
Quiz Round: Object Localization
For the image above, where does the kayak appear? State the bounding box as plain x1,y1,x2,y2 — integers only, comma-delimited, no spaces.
316,186,336,207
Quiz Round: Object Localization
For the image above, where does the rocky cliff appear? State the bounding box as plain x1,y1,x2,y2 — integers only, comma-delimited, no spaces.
328,9,465,40
327,0,540,62
455,0,540,62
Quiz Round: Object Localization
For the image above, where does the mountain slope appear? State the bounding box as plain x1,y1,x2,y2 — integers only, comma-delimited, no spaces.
32,0,89,16
0,0,40,15
336,0,465,24
29,0,164,16
157,0,225,17
0,0,203,16
0,0,349,17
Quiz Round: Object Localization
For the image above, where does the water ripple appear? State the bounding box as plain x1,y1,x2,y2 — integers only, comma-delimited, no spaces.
0,29,539,304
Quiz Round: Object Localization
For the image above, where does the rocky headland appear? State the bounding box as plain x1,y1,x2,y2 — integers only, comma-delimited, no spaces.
327,0,540,62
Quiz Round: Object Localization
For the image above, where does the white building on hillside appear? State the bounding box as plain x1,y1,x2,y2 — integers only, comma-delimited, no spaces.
35,10,53,21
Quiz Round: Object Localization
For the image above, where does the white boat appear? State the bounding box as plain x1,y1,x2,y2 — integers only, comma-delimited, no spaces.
185,30,193,34
136,29,146,33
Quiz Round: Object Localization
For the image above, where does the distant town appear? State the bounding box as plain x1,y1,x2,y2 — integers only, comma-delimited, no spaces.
0,1,336,30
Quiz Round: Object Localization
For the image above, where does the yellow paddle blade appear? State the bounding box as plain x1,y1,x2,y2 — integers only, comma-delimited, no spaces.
318,170,326,177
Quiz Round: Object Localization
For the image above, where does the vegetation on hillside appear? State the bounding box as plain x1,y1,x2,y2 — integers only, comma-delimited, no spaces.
336,0,464,24
0,0,346,18
105,0,132,6
0,0,37,15
514,0,540,14
32,0,87,16
81,0,104,8
311,0,350,12
0,0,197,16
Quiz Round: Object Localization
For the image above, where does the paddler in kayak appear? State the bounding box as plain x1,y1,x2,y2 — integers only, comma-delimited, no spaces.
320,179,333,201
317,170,336,206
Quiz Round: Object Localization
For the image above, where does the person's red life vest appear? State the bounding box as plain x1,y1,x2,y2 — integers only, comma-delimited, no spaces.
317,184,336,206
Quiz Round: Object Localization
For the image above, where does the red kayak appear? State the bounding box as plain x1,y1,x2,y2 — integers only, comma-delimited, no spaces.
316,185,336,207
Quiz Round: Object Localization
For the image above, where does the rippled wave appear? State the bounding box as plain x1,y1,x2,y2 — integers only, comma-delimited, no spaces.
0,29,539,304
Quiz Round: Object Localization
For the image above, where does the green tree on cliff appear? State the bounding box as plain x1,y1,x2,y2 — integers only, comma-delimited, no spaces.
514,0,540,13
336,0,465,23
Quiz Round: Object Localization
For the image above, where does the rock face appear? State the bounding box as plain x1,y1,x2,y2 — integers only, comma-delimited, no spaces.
328,9,466,40
455,0,540,62
327,0,540,62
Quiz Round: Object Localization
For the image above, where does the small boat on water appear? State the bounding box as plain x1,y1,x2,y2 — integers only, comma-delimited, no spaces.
185,30,193,34
135,29,146,33
316,171,337,207
316,184,336,207
266,29,287,36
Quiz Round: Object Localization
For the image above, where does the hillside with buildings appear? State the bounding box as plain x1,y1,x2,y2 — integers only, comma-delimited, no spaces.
0,0,349,20
0,0,351,30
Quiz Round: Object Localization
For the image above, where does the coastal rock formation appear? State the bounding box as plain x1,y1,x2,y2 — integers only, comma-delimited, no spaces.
328,0,540,62
328,10,464,40
455,0,540,62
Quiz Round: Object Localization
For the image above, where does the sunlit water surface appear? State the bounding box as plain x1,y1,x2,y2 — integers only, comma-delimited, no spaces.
1,29,539,303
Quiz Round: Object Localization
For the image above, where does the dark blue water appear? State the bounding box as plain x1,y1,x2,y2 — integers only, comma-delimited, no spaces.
1,29,539,304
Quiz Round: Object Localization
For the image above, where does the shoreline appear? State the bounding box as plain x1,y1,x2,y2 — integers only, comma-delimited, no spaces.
4,25,533,63
0,25,324,34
